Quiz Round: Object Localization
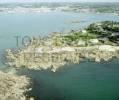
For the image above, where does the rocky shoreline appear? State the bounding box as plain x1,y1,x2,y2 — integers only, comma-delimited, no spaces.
5,45,119,72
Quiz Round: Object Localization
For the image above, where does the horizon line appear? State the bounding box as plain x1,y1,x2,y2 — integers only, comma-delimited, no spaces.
0,1,119,3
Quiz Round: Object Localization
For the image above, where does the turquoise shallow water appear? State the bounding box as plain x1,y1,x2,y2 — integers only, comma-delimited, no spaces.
0,11,119,100
18,59,119,100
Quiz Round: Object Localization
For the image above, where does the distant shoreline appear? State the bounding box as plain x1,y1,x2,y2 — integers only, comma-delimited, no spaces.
0,2,119,14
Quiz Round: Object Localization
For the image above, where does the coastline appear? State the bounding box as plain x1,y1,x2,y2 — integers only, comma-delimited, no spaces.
0,2,119,100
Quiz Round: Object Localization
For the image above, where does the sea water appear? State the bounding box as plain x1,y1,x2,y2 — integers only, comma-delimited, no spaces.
18,59,119,100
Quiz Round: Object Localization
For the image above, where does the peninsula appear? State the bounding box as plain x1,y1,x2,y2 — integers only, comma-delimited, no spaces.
6,21,119,72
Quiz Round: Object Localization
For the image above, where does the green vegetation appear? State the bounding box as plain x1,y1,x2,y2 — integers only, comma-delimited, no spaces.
63,32,97,42
51,21,119,46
